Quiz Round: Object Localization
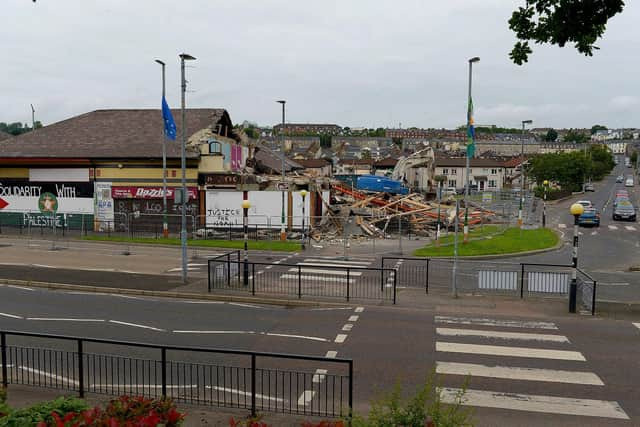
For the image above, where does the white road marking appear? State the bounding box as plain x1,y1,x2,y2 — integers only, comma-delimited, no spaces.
600,282,629,286
312,369,328,383
298,390,316,406
342,324,353,331
633,322,640,331
296,262,369,270
436,327,569,343
27,318,104,322
19,367,78,385
591,231,598,236
608,225,619,230
95,384,197,389
0,312,23,319
7,285,34,291
435,316,557,330
207,386,285,403
436,342,585,361
288,268,362,276
108,320,165,332
177,300,224,304
348,315,359,322
436,362,603,385
310,307,353,311
334,334,348,343
173,330,256,334
355,307,364,313
557,224,567,229
264,333,328,342
280,274,355,283
303,259,371,266
625,225,637,231
167,267,200,272
265,266,273,269
228,302,263,309
439,388,629,419
108,294,144,300
325,351,338,358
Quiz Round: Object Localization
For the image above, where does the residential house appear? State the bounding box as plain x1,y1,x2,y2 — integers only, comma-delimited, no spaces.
296,159,332,178
434,156,506,191
273,123,341,135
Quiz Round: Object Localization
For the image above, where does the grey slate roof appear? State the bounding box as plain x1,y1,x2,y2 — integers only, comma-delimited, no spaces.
0,130,13,141
0,109,232,159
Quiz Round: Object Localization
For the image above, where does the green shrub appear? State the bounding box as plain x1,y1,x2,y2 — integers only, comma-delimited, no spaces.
352,372,473,427
0,397,88,427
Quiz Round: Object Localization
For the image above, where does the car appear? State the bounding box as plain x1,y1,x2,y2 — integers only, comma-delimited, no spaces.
584,183,595,192
577,200,593,209
442,187,457,197
616,175,624,183
577,208,600,227
626,177,634,187
613,199,637,221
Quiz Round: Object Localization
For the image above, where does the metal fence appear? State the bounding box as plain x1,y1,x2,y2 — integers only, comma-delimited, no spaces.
209,259,397,303
0,331,352,418
577,268,597,315
382,257,578,297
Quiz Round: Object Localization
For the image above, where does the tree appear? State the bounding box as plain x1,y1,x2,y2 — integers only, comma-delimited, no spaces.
590,124,608,135
563,129,588,144
319,134,332,148
244,127,259,139
0,121,41,136
544,129,558,142
631,151,638,166
509,0,625,65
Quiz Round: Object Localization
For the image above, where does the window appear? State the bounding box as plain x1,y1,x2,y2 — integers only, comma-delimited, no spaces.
491,169,498,175
488,180,497,188
442,168,449,175
483,168,489,173
448,179,457,188
209,141,222,154
451,169,457,175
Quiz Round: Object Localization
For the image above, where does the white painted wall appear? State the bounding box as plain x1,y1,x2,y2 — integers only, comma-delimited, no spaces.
29,168,89,182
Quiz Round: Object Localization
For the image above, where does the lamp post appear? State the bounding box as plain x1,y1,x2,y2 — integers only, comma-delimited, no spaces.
179,52,196,284
436,181,442,247
300,189,307,250
542,180,549,228
569,203,584,313
242,195,250,287
519,119,533,227
452,198,460,298
155,59,169,239
464,56,480,243
276,100,287,241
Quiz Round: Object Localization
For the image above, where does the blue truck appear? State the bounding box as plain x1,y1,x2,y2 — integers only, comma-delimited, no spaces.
356,175,409,195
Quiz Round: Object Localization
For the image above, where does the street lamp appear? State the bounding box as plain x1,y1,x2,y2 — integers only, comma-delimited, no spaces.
519,119,533,227
436,181,442,247
155,59,169,239
179,52,196,284
542,180,549,228
464,56,480,243
242,196,250,287
569,203,585,313
300,189,307,250
276,100,287,242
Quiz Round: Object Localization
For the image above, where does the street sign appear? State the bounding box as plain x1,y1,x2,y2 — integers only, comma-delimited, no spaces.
0,197,8,210
276,182,289,191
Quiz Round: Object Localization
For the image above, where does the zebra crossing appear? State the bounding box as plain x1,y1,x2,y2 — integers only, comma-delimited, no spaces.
434,315,629,420
279,257,374,283
556,223,636,232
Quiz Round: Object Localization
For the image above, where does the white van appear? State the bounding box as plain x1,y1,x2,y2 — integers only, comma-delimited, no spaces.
625,177,634,187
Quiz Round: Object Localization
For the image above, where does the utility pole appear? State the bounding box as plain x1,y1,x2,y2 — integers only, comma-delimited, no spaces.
30,104,35,130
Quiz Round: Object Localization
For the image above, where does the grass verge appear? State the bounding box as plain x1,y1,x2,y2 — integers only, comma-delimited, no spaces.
82,235,301,252
414,226,559,257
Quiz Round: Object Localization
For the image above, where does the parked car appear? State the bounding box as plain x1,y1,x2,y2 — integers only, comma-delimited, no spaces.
577,200,593,209
442,187,457,197
584,183,595,192
616,175,624,183
577,208,600,227
625,177,634,187
613,199,637,221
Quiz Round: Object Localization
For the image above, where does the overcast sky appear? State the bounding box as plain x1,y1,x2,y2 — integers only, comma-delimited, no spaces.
2,0,639,130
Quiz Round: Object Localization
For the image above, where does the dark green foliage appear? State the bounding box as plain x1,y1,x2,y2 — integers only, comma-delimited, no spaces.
563,129,589,144
319,134,332,148
544,129,558,142
0,397,88,426
509,0,625,65
591,124,608,135
0,121,42,136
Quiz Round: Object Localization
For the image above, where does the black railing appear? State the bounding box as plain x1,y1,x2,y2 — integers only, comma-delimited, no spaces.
0,331,352,419
209,260,397,303
577,268,597,316
382,257,575,298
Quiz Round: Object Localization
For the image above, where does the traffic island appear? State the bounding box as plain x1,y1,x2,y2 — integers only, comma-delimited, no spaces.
414,226,559,257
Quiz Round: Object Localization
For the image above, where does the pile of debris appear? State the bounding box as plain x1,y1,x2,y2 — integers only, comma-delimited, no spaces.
308,183,498,241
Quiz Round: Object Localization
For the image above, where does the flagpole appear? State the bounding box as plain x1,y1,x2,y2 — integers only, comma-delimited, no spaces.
155,60,169,239
465,57,480,244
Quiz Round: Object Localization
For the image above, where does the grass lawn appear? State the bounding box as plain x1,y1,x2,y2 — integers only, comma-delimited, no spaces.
414,226,559,257
82,235,301,252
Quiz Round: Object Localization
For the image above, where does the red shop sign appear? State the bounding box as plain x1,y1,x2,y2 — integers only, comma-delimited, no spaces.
111,187,198,199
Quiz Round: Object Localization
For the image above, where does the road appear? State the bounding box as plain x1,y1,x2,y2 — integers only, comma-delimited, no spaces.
0,283,639,426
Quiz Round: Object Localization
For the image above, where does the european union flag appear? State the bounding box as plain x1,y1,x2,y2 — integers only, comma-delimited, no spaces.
162,96,177,140
466,97,476,158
